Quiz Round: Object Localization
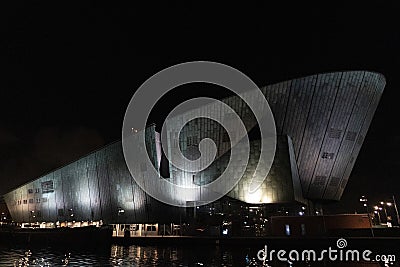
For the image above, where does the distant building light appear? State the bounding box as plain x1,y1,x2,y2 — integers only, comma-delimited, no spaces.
117,208,125,215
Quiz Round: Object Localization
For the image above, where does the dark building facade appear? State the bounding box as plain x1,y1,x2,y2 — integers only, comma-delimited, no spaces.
3,71,385,232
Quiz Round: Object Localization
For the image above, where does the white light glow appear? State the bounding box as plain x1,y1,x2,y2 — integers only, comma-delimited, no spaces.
245,189,263,203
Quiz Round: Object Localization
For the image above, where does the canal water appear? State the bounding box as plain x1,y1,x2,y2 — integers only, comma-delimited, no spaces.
1,245,244,266
0,244,398,266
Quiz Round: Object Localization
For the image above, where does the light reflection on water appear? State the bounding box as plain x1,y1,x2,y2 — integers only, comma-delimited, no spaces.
0,245,397,267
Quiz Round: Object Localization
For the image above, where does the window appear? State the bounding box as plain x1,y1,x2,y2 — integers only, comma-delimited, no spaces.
23,200,27,204
314,176,327,186
41,181,54,193
29,199,34,204
35,188,40,193
28,189,33,194
328,128,342,139
36,198,40,203
42,198,47,202
329,177,340,187
146,225,156,231
322,152,334,159
346,131,357,141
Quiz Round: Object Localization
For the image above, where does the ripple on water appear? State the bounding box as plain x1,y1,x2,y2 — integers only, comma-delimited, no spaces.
0,245,398,266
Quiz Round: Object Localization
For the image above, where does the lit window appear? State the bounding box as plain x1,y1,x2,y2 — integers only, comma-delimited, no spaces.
322,152,334,159
146,225,156,231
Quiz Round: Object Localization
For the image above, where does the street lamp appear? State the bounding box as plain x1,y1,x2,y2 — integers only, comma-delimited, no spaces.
374,210,381,224
378,203,389,223
359,196,369,213
378,199,399,226
392,195,400,226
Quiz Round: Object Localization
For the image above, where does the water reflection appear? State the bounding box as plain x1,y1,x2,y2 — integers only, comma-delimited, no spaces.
0,245,397,267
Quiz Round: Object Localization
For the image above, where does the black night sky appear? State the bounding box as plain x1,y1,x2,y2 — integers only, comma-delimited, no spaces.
2,2,400,213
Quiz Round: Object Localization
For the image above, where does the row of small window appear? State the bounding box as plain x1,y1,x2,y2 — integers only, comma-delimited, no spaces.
28,188,40,194
113,224,156,232
17,198,47,205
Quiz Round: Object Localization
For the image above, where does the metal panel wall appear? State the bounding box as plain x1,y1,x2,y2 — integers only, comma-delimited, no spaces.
4,126,184,224
4,71,386,222
164,71,385,202
266,71,384,200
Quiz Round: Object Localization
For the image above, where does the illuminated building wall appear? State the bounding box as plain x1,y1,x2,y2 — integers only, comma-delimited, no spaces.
166,71,385,201
3,71,385,224
3,125,184,224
